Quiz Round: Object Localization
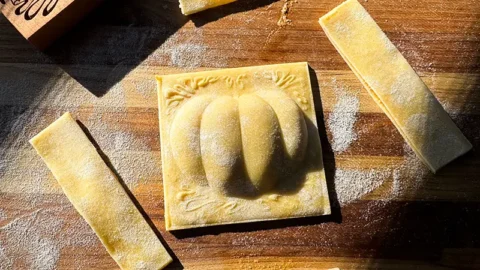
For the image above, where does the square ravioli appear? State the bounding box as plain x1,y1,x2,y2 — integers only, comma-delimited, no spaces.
156,62,331,230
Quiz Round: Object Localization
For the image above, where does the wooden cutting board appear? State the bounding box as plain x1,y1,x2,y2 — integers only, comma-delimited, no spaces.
1,0,479,269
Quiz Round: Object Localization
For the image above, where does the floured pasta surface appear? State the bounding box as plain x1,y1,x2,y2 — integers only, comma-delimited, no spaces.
30,113,172,270
157,62,331,230
179,0,236,15
319,0,472,172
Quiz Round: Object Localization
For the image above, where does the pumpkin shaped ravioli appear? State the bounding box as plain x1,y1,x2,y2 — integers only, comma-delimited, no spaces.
170,90,308,196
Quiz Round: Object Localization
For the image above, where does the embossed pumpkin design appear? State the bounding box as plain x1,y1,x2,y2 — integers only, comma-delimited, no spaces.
170,90,308,197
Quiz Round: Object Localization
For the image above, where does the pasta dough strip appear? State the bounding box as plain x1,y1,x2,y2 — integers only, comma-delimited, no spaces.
30,112,172,270
319,0,472,172
179,0,236,15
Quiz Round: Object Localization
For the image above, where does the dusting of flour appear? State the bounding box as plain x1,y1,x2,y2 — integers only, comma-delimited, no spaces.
0,206,98,270
170,44,207,69
391,144,430,198
0,61,161,269
326,77,434,205
334,144,432,206
327,78,360,154
144,27,227,69
335,168,391,206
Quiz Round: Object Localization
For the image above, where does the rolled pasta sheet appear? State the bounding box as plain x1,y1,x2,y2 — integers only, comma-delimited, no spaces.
30,112,172,270
319,0,472,172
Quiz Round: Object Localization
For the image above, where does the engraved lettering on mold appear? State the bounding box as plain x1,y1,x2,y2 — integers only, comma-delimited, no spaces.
170,88,309,198
1,0,58,20
164,76,218,114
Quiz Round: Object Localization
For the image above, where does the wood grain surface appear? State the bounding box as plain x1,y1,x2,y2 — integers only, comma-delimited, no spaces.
1,0,480,269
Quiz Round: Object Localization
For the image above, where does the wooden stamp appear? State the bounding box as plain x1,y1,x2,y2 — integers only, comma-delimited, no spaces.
0,0,102,50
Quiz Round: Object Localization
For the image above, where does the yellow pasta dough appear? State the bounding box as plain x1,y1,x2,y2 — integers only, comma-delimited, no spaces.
157,62,331,230
179,0,236,15
30,113,172,270
319,0,472,172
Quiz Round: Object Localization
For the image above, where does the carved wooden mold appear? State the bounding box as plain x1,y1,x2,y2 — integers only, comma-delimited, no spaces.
1,0,102,49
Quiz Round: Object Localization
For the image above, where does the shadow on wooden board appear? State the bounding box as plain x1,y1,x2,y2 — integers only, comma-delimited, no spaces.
172,213,340,239
309,65,342,224
0,65,60,179
367,8,480,269
43,0,188,97
368,66,480,267
0,0,279,170
42,0,278,98
189,0,278,27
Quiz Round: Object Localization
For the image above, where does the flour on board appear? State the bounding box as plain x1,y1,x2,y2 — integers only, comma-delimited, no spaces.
1,209,62,270
335,168,391,206
144,27,227,69
391,143,431,198
327,78,360,154
0,64,162,269
0,206,100,270
171,44,207,69
334,144,433,206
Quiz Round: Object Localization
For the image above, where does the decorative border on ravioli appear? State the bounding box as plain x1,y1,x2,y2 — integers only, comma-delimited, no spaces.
157,62,331,230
